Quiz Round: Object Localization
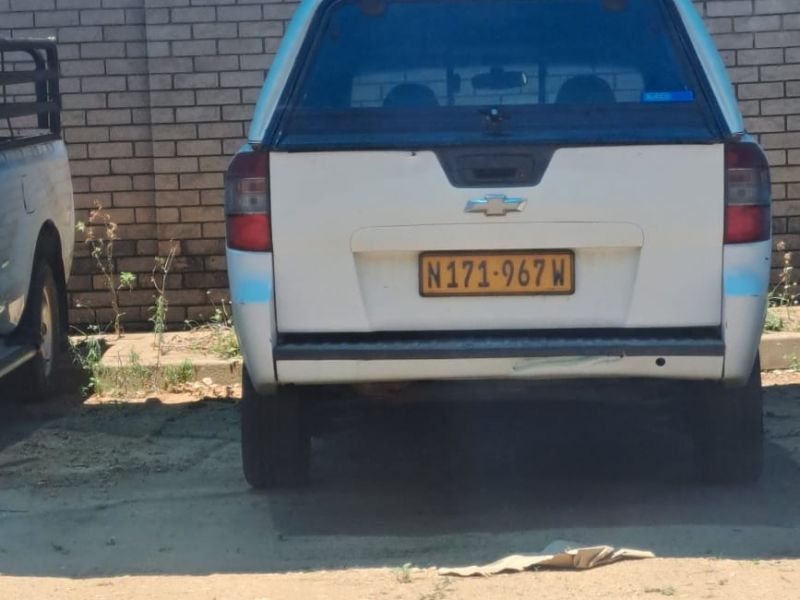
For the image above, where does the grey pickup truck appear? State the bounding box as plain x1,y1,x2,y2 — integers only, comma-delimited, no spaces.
0,38,74,400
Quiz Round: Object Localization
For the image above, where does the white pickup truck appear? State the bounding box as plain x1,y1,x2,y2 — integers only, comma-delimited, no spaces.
228,0,771,488
0,38,74,400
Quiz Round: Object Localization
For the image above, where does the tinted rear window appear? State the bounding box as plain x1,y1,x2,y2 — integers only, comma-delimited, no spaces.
273,0,722,149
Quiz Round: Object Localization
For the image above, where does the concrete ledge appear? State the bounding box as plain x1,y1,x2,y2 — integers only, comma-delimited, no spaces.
97,332,242,386
760,332,800,370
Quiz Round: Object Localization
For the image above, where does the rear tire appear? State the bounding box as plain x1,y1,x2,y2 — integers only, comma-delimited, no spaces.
240,368,311,489
692,356,763,484
16,258,66,403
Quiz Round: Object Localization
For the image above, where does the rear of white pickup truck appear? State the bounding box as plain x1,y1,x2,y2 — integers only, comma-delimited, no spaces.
228,0,771,488
0,38,74,401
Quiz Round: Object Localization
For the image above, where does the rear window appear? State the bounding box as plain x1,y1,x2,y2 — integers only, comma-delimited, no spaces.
273,0,723,149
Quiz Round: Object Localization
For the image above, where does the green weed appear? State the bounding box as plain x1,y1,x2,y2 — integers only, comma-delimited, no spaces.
93,350,151,398
161,359,196,390
76,202,135,338
393,562,414,584
149,242,178,359
767,242,796,332
764,309,783,332
208,297,240,359
183,294,240,360
68,325,104,395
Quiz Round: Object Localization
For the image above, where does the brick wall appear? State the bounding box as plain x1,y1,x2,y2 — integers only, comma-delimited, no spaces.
0,0,798,328
1,0,297,327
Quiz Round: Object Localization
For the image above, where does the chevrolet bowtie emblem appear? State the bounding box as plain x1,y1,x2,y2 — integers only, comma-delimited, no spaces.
464,194,527,217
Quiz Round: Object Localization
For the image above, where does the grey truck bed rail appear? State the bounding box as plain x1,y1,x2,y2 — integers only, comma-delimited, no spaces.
0,38,61,150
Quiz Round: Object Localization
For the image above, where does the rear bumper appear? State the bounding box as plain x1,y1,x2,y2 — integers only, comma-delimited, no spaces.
229,239,768,391
273,329,725,384
274,328,723,360
276,356,723,385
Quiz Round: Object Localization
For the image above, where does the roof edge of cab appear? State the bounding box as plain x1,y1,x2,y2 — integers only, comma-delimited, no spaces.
248,0,325,145
671,0,744,136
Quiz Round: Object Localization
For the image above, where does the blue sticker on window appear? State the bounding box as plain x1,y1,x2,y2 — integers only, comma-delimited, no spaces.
641,90,695,103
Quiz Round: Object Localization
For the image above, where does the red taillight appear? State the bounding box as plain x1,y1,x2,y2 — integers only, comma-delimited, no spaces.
724,205,771,245
225,151,271,252
724,141,771,244
227,214,272,252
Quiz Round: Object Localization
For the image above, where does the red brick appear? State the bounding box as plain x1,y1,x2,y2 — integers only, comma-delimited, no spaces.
111,191,155,208
133,175,156,191
116,224,160,239
158,223,202,239
183,271,228,288
103,260,148,282
154,175,178,190
202,222,225,237
180,206,222,222
151,208,177,223
158,240,182,256
204,255,227,271
183,239,224,255
135,208,157,223
199,189,224,205
67,275,92,292
162,289,207,305
137,240,158,255
155,190,200,206
179,173,223,189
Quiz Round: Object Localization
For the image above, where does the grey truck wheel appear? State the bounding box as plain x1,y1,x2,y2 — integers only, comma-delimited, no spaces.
16,258,66,403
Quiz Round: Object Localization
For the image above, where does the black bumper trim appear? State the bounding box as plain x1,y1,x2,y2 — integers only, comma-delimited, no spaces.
274,328,724,361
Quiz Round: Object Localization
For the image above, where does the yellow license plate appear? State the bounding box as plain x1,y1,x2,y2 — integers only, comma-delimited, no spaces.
419,251,574,296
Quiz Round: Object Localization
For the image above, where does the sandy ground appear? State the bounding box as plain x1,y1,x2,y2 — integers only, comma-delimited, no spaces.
2,560,799,600
1,372,800,598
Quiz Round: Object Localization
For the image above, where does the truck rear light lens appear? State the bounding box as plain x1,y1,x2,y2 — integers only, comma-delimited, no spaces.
724,142,771,244
227,214,272,252
724,205,771,245
225,151,271,252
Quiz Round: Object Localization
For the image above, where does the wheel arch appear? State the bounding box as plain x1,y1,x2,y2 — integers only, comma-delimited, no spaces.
34,221,69,341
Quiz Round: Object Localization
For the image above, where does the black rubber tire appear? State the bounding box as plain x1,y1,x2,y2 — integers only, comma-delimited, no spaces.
240,367,311,489
692,356,763,484
16,259,66,403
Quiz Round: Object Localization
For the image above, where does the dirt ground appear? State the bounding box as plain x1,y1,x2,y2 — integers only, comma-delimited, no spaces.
2,372,800,598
